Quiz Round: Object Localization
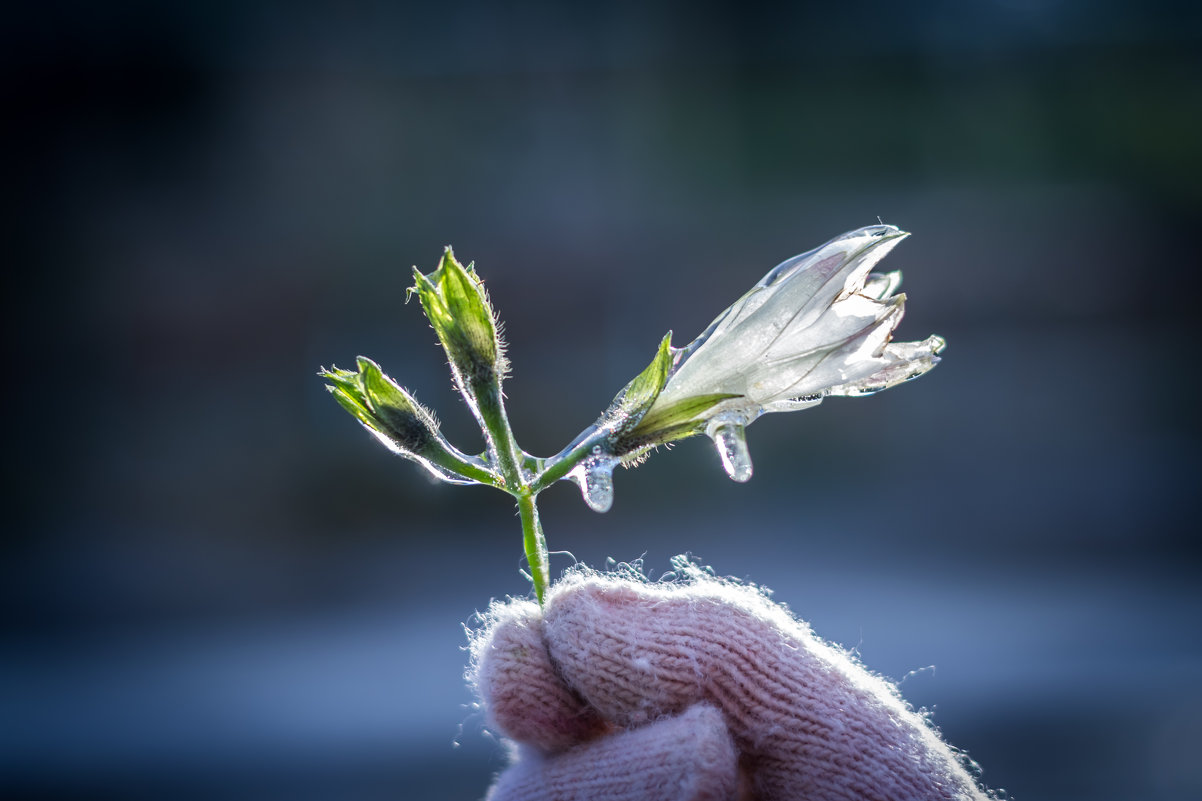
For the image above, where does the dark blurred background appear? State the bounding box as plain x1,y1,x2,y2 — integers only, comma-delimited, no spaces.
3,1,1200,799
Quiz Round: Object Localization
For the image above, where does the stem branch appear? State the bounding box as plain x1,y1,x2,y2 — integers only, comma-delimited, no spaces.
530,428,609,494
474,379,553,604
475,381,524,490
425,442,504,488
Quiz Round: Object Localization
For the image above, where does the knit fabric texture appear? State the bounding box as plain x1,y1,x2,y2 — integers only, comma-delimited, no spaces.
470,566,993,801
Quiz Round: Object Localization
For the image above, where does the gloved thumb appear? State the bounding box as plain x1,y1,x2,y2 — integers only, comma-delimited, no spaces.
486,704,739,801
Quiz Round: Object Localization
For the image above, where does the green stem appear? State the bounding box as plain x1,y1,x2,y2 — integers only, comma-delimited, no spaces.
423,441,505,488
473,378,552,604
475,380,524,491
530,428,610,494
518,492,549,605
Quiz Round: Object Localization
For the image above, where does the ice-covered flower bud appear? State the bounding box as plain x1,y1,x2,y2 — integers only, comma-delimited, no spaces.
410,247,507,406
620,225,945,481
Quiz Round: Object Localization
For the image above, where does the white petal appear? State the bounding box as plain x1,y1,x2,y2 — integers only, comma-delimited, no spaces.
761,293,901,365
753,303,904,402
729,228,907,349
663,227,908,403
862,270,903,300
825,335,946,397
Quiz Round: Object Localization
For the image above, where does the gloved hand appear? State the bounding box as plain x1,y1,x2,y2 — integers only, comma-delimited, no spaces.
470,566,992,801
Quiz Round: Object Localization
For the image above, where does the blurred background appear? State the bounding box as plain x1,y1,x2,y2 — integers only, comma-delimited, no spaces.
4,1,1200,799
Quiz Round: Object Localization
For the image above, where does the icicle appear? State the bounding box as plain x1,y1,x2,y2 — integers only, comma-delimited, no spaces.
706,415,753,482
570,455,617,513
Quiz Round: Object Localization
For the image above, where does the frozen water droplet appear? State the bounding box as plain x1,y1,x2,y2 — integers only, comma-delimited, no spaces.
571,456,616,513
706,416,753,482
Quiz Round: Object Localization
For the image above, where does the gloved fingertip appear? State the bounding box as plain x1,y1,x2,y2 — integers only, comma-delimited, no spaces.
674,704,742,801
471,597,608,752
542,575,706,724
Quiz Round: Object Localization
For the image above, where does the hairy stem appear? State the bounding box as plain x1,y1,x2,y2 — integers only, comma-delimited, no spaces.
473,379,553,604
474,380,524,491
530,428,610,494
518,492,549,605
425,442,505,488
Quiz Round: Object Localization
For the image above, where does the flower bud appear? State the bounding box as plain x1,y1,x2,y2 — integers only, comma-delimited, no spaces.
620,225,944,460
320,358,468,483
410,247,506,404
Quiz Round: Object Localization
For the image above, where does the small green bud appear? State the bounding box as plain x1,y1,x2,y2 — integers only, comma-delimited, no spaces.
356,357,439,455
319,359,441,458
410,247,505,400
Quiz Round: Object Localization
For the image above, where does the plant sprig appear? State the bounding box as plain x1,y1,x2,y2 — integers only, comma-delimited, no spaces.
321,228,945,604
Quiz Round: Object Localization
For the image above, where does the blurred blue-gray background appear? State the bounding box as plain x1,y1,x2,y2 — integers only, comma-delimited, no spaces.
4,1,1200,799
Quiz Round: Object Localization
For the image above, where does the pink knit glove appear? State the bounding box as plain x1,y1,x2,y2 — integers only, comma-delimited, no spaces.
470,568,993,801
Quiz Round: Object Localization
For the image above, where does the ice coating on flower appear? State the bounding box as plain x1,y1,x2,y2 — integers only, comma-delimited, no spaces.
645,225,944,430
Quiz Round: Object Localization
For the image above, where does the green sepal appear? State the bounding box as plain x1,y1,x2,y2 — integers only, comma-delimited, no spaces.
326,384,375,428
618,392,741,452
600,332,674,440
321,366,362,395
356,357,438,454
409,247,504,396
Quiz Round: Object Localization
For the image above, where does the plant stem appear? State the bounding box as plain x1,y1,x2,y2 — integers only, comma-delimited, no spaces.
475,381,524,491
473,379,553,604
425,443,505,488
518,492,549,605
530,428,609,494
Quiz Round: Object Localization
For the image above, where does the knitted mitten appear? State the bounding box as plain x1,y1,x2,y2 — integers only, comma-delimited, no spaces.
471,569,992,801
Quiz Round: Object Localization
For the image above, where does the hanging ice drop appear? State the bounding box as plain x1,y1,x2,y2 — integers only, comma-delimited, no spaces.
706,416,753,482
571,456,616,513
